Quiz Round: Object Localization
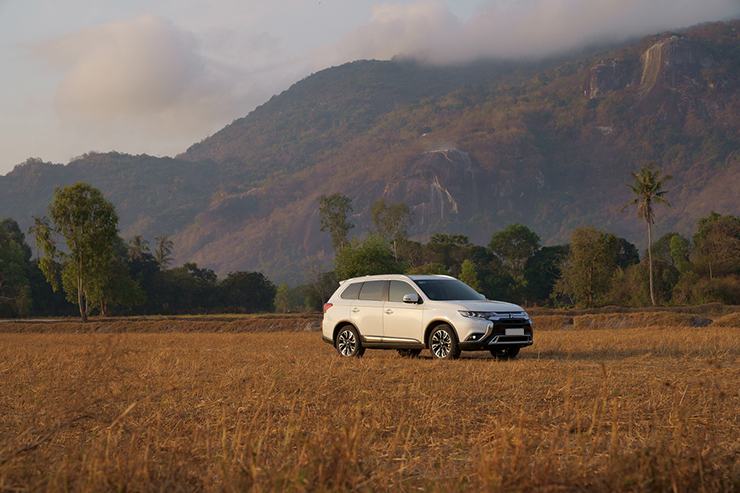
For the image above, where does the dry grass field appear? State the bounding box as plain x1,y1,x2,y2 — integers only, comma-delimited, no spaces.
1,324,740,491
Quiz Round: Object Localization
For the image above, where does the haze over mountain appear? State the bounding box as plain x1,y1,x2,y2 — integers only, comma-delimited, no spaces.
1,20,739,284
2,0,738,172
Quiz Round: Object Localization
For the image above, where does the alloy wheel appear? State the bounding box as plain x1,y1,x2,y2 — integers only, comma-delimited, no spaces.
337,329,357,356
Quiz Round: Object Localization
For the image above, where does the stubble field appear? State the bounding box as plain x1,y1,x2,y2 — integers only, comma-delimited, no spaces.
1,324,739,492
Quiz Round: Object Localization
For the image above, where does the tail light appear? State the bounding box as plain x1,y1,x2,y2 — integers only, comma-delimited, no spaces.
323,303,333,313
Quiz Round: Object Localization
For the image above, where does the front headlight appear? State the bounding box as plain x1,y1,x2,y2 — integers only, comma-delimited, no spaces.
459,310,496,320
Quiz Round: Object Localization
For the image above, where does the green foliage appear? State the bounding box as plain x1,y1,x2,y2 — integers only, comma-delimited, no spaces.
692,212,740,279
405,263,447,275
38,183,120,321
371,199,413,260
274,281,291,314
0,219,32,317
609,260,680,306
489,223,541,278
555,227,620,308
154,235,174,267
302,270,338,311
334,235,401,280
523,245,569,306
128,235,151,260
218,271,277,313
318,193,354,252
616,239,640,270
425,234,470,274
458,259,481,292
669,235,692,273
338,238,385,278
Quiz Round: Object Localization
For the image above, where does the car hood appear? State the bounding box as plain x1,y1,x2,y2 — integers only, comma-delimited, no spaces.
450,299,525,312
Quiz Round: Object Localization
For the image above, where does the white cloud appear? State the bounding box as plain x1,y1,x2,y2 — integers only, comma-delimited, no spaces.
28,13,285,150
313,0,740,66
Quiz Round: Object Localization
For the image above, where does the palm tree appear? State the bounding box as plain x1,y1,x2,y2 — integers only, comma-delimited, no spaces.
154,235,174,268
619,162,673,306
128,235,150,260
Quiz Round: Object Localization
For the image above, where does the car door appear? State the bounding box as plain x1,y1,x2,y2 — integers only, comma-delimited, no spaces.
350,280,385,341
383,280,424,344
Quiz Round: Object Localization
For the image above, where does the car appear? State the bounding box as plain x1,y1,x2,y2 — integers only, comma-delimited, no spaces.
321,274,533,360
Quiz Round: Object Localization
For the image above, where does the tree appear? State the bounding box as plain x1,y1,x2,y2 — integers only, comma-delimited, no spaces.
154,235,174,267
458,259,481,292
334,235,399,280
27,215,50,261
616,238,640,270
274,281,291,313
0,219,32,317
37,183,119,321
425,233,470,273
692,212,740,279
488,223,541,279
554,227,619,308
73,257,145,316
318,193,354,252
619,162,673,306
217,271,276,313
371,199,413,260
303,269,338,311
128,234,150,260
669,235,692,273
523,244,569,306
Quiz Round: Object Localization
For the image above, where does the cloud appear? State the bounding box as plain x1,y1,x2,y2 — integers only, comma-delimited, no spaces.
29,13,285,150
315,0,740,66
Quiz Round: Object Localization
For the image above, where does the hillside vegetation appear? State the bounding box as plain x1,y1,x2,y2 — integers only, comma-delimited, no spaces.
1,21,739,283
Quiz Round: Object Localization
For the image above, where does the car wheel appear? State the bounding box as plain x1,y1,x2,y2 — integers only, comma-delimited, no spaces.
397,349,422,358
429,325,460,360
336,326,364,357
489,346,520,360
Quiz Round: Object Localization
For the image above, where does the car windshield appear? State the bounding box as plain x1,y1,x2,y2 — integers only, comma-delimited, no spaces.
412,279,483,301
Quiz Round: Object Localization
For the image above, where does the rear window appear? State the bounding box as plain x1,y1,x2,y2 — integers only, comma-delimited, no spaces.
413,279,483,301
340,282,362,300
358,281,384,301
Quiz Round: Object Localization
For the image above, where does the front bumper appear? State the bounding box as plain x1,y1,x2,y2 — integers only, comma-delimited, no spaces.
458,317,533,351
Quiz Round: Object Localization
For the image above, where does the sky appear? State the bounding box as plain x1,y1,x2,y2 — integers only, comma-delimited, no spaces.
1,0,738,175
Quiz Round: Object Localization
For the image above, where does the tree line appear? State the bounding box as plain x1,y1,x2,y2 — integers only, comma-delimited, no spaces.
3,163,740,318
0,183,276,319
313,163,740,308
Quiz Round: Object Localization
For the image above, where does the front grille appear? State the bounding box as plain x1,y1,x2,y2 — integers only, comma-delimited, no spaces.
491,320,531,335
496,335,531,344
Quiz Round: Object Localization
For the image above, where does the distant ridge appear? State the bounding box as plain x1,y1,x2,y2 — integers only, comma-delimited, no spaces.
2,20,739,284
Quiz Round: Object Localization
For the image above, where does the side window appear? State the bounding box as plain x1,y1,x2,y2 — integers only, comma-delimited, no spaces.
357,281,384,301
388,281,419,302
340,282,362,300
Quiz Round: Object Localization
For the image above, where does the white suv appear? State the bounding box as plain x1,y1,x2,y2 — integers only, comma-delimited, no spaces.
321,274,533,360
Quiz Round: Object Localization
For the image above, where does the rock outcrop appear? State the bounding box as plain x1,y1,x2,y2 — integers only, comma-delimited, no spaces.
637,37,718,124
638,37,717,97
583,59,633,99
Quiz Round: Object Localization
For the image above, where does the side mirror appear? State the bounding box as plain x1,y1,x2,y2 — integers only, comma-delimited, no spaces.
402,293,420,304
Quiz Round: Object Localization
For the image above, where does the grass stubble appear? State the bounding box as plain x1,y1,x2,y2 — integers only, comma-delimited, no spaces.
0,325,739,491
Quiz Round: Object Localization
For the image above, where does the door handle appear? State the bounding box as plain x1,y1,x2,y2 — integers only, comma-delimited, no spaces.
352,308,360,312
385,309,393,314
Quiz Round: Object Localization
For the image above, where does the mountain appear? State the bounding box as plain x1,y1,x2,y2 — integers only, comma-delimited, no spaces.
1,20,739,284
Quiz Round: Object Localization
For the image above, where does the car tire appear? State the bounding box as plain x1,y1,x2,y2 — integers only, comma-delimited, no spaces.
429,324,460,360
397,349,422,358
335,325,364,357
489,346,520,360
